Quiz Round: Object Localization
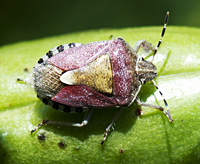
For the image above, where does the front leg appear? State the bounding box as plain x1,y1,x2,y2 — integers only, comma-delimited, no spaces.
135,97,164,111
135,97,172,122
133,40,156,54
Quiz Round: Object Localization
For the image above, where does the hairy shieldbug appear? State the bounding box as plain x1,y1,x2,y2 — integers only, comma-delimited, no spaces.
31,12,172,145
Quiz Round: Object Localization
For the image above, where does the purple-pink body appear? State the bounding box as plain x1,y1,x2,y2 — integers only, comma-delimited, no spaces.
47,38,140,108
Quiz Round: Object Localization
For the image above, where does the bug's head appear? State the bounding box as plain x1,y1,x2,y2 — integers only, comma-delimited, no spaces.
136,57,157,84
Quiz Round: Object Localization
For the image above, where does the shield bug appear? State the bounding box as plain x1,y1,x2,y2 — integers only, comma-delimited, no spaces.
31,11,172,145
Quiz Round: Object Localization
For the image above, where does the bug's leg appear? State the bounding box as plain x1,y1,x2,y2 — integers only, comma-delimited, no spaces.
134,11,169,61
101,107,123,145
31,108,93,134
135,97,171,121
135,80,173,122
136,97,164,111
133,40,156,54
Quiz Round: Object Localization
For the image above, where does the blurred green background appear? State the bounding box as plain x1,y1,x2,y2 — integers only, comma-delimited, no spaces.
1,0,200,46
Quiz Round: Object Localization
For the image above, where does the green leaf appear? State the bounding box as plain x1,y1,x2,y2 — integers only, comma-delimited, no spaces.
0,27,200,164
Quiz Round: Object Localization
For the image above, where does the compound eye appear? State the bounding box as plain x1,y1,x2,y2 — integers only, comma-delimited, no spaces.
138,57,145,62
139,78,146,85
